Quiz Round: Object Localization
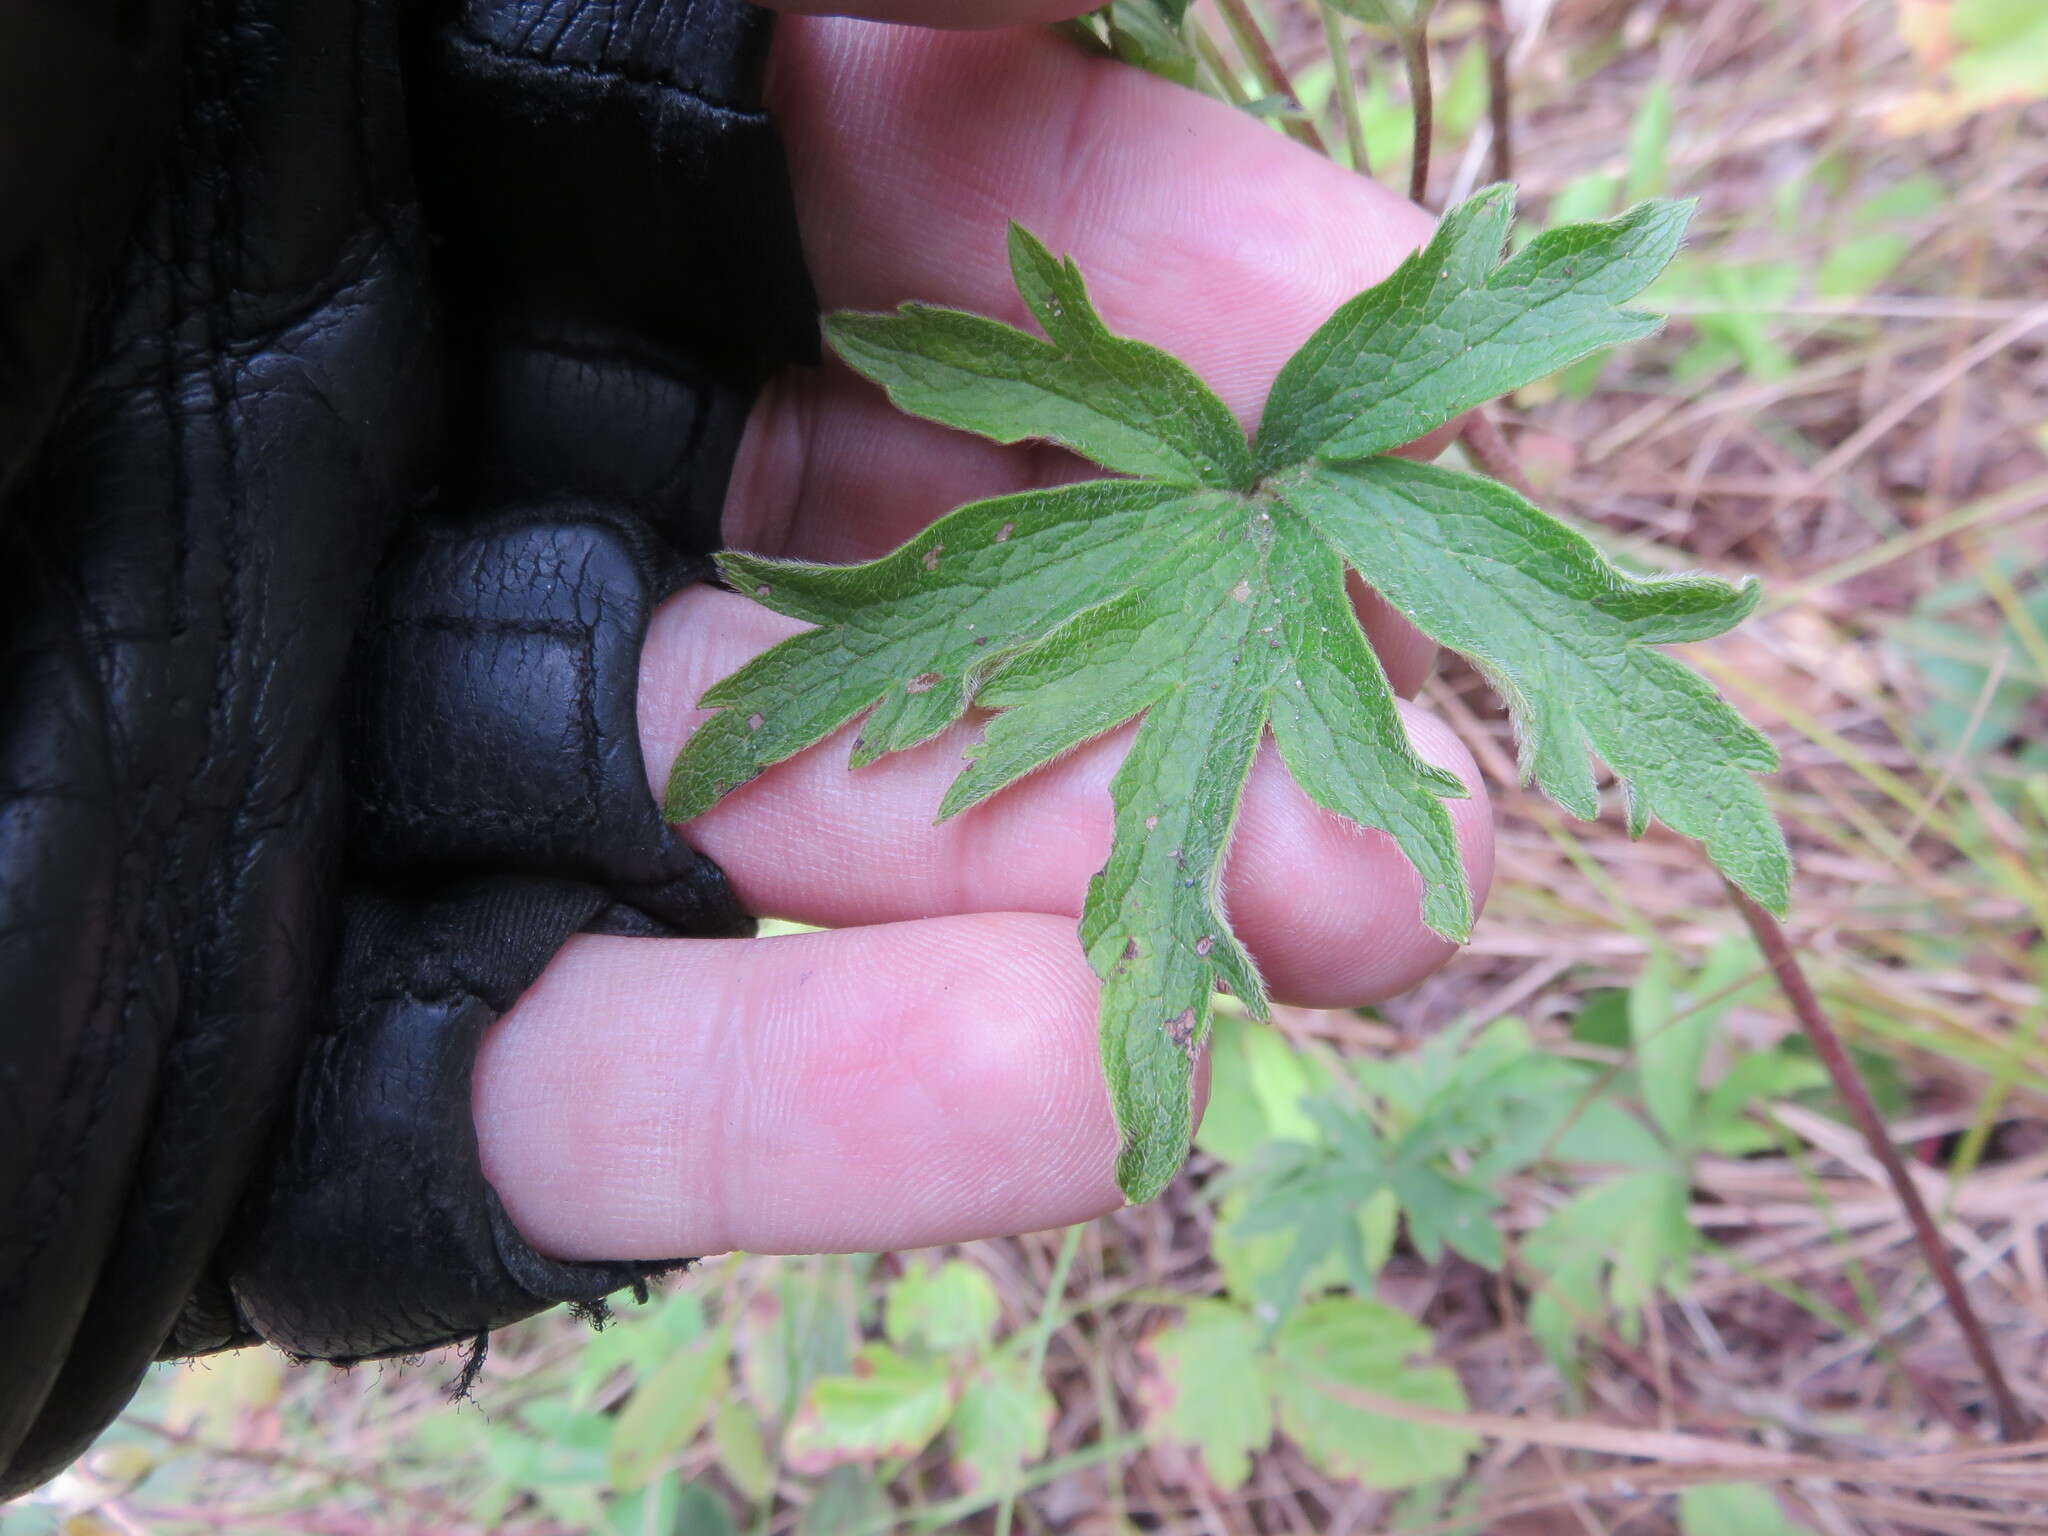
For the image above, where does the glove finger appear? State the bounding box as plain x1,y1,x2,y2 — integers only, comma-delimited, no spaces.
472,913,1173,1260
758,0,1100,29
639,588,1494,1010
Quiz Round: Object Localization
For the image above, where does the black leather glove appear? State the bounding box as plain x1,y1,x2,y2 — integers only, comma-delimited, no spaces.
0,0,815,1498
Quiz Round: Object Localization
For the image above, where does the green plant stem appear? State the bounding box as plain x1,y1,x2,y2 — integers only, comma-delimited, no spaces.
1401,20,1434,203
994,1224,1087,1536
1318,2,1371,173
1192,22,1253,105
1214,0,1329,153
1725,879,2037,1442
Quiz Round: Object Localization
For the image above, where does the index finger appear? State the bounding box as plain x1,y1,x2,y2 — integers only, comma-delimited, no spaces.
765,19,1437,427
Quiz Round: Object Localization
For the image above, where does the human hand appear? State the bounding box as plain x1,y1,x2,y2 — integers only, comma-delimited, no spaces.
473,3,1497,1263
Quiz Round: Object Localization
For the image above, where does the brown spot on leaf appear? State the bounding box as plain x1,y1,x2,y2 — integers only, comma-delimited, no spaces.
1195,936,1214,957
1164,1009,1196,1051
995,522,1014,542
1144,815,1159,830
907,672,941,694
921,544,943,571
1230,579,1251,602
1122,938,1139,960
755,583,771,597
747,713,764,731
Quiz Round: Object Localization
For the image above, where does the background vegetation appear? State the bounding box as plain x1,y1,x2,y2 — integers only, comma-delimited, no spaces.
16,0,2048,1531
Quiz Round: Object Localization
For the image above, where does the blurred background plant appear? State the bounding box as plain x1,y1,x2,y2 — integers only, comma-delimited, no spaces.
18,1,2048,1531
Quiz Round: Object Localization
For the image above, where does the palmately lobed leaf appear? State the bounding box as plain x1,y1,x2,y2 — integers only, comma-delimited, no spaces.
667,185,1790,1202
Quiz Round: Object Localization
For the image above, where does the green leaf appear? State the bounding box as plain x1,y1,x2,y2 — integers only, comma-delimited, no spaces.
1140,1300,1274,1488
795,1466,893,1536
784,1345,957,1474
607,1333,730,1492
1523,1171,1692,1373
606,1472,683,1536
825,226,1251,488
948,1357,1055,1495
1105,0,1198,85
673,1484,739,1536
669,188,1785,1200
885,1259,1001,1355
709,1401,774,1506
1255,188,1690,468
1282,458,1788,911
1265,1298,1476,1488
1678,1483,1820,1536
1625,79,1674,202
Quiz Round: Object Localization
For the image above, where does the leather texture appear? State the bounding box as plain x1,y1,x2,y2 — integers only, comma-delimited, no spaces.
0,0,816,1498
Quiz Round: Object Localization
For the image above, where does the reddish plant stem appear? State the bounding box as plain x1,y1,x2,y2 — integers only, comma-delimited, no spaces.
1725,881,2036,1442
1459,410,1534,498
1215,0,1329,155
1483,0,1514,185
1403,21,1434,203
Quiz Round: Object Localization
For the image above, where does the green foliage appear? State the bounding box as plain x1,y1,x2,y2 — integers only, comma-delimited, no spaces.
1143,1295,1473,1490
1892,559,2048,771
950,1357,1057,1495
1218,1016,1595,1320
785,1343,957,1473
884,1257,1001,1355
1678,1482,1821,1535
1141,1299,1273,1488
606,1329,729,1491
1266,1298,1477,1488
667,187,1786,1200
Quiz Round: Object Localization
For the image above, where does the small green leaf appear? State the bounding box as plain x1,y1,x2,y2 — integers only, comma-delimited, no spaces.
673,1484,739,1536
1265,1298,1476,1488
1523,1171,1692,1373
1625,80,1675,202
607,1334,730,1492
795,1466,893,1536
949,1357,1055,1495
825,227,1251,488
1105,0,1198,85
1140,1300,1274,1488
709,1401,774,1505
784,1345,956,1474
884,1260,1001,1355
1678,1483,1820,1536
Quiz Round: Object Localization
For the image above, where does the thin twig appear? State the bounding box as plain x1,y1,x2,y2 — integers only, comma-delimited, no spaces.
1460,410,1536,499
1724,881,2038,1442
1484,0,1514,184
1215,0,1330,154
1402,20,1434,203
1191,22,1253,105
